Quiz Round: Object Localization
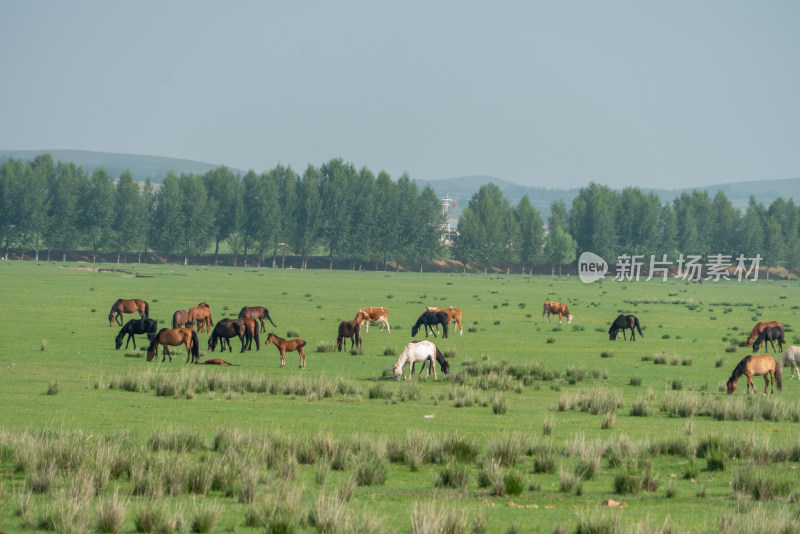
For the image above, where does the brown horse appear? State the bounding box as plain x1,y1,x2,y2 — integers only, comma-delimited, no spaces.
147,327,200,363
239,306,277,333
746,321,783,347
608,314,643,341
172,309,189,328
426,306,464,335
226,317,260,350
195,358,238,366
188,303,213,333
208,320,251,353
542,301,573,324
726,354,781,395
265,333,307,368
337,320,362,351
108,298,149,327
355,307,390,333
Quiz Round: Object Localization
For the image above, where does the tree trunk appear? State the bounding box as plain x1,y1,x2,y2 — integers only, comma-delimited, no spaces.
214,240,220,266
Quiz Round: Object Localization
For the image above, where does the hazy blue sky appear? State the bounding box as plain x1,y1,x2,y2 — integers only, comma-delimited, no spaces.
2,1,798,189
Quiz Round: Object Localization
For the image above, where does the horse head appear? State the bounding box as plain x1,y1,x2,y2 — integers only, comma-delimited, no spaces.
608,329,617,341
567,314,574,324
208,336,217,352
393,363,403,381
411,325,420,337
114,332,124,350
726,378,737,395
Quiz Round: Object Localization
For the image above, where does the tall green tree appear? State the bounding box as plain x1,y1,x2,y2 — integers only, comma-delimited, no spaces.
274,165,298,267
372,171,400,270
453,183,515,272
114,170,145,262
141,178,155,262
569,182,618,259
740,199,764,259
320,159,356,267
544,200,577,275
79,168,116,262
0,158,24,259
178,174,212,264
515,195,545,273
290,165,323,270
44,161,84,260
150,173,184,258
203,166,240,265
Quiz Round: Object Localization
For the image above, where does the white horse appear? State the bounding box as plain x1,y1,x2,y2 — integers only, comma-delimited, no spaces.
393,340,449,380
778,346,800,380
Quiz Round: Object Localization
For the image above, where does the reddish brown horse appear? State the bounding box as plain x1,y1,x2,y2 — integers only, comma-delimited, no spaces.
147,327,200,363
239,306,277,333
208,320,251,353
542,301,573,324
265,333,307,368
172,309,189,328
726,354,781,395
337,320,362,351
195,358,238,366
746,321,783,347
109,298,149,327
188,303,213,333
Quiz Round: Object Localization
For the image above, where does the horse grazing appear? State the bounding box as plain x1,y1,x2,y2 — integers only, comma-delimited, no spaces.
608,314,643,341
265,333,307,368
411,311,449,338
393,340,449,380
752,325,785,354
108,298,149,327
746,321,783,347
147,327,200,363
726,354,781,395
777,346,800,380
239,306,277,333
208,320,251,353
115,318,159,350
337,320,362,351
425,306,463,335
355,307,390,333
188,303,213,333
195,358,238,366
172,309,189,328
542,301,573,324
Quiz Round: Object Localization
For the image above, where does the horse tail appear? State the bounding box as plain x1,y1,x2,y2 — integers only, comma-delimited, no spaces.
634,317,643,338
191,330,200,360
144,301,150,318
298,340,307,349
355,323,361,346
172,313,179,329
264,309,277,327
435,347,450,375
775,360,783,392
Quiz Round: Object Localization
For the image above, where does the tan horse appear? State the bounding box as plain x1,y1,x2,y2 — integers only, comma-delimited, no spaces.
777,346,800,380
542,301,572,324
425,307,463,335
147,327,200,363
108,298,149,326
188,303,213,333
746,321,783,347
726,354,781,395
355,307,390,333
265,333,307,368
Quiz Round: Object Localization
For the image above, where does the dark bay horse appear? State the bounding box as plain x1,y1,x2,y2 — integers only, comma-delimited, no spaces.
227,317,260,350
746,321,783,347
172,309,189,328
337,320,362,351
265,333,307,368
411,310,449,338
109,298,149,327
752,325,785,354
208,320,251,353
727,354,781,395
608,314,643,341
147,327,200,363
238,306,277,333
115,318,159,350
188,303,213,333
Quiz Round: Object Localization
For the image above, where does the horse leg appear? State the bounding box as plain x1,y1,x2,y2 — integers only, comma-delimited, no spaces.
116,312,123,327
298,347,305,368
260,318,266,333
280,349,286,368
746,375,754,394
764,374,771,395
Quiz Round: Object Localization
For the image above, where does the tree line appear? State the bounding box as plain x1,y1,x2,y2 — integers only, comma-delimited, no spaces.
1,154,798,271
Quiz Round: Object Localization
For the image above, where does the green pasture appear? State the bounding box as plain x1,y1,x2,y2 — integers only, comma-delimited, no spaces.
1,260,799,533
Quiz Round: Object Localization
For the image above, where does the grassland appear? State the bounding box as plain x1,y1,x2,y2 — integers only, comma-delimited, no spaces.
0,260,799,533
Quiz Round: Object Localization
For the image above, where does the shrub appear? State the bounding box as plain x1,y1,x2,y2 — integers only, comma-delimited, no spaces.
434,463,470,490
190,499,221,533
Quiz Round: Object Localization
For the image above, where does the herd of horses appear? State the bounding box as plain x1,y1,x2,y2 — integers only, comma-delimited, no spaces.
110,297,798,392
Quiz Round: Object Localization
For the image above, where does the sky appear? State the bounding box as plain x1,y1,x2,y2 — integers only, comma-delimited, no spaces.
1,1,798,190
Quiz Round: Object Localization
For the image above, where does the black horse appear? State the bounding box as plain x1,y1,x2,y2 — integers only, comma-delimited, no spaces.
115,318,159,350
208,320,252,353
337,320,362,352
411,311,449,338
752,325,785,354
608,314,643,341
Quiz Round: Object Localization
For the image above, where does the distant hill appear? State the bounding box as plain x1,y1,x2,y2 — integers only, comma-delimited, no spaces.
2,149,797,215
0,149,242,183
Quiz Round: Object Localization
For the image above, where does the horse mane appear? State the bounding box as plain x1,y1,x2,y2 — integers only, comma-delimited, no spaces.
729,355,752,383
